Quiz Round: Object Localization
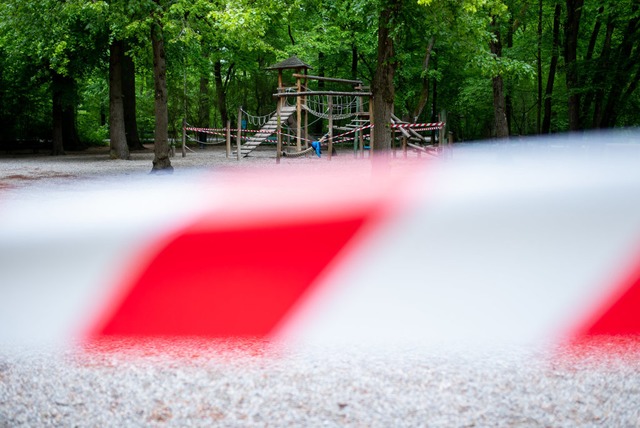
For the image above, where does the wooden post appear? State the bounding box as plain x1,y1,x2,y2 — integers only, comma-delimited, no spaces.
225,120,231,158
304,73,309,150
328,96,333,161
236,106,242,161
392,127,396,158
276,70,283,163
439,109,447,155
354,127,359,158
403,136,407,158
296,74,302,152
359,98,365,158
276,98,282,164
369,96,374,157
276,70,283,161
181,118,186,158
354,97,360,158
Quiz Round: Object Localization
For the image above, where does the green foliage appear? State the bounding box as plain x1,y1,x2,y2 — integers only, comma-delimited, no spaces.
1,0,640,146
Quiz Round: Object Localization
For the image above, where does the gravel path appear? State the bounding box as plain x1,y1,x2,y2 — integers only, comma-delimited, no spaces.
0,145,310,189
1,144,640,427
1,340,640,427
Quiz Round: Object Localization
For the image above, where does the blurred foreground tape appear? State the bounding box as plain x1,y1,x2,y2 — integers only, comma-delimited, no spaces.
1,133,640,352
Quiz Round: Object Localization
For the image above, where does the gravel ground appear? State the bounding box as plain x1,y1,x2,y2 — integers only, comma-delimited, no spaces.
1,144,640,427
1,340,640,427
0,144,317,189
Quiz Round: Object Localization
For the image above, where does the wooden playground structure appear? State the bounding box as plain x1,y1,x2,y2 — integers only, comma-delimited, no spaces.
183,56,450,161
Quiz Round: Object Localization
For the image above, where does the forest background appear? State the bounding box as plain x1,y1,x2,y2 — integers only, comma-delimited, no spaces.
0,0,638,169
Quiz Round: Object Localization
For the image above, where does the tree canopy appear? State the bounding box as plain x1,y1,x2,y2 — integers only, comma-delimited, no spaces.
1,0,638,157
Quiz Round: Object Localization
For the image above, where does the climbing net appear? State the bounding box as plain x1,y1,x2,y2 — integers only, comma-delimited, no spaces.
240,107,277,127
302,95,361,120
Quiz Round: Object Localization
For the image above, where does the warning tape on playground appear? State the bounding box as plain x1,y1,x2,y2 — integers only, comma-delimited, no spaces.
394,126,443,132
391,122,445,129
186,127,322,145
187,122,443,140
2,133,640,356
185,127,265,134
331,123,442,143
333,135,372,144
332,124,374,140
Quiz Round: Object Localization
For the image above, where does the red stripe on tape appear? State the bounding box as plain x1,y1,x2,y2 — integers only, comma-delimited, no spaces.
573,251,640,339
90,210,374,339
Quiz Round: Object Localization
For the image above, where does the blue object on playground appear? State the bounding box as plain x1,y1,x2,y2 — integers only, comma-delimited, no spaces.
311,141,322,157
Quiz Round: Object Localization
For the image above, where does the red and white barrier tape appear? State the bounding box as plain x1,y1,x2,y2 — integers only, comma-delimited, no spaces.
185,127,318,144
390,122,445,129
1,133,639,353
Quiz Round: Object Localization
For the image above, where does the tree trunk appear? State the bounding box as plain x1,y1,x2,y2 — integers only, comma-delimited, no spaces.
565,0,584,131
411,36,435,122
490,19,509,139
542,3,562,134
151,20,172,172
372,0,401,154
492,75,509,139
57,73,84,151
617,66,640,123
122,40,143,150
599,13,639,128
51,71,84,154
351,43,358,80
314,52,326,135
214,59,229,127
109,40,130,160
51,72,65,156
431,55,438,141
537,0,542,133
579,6,604,128
198,72,210,146
592,22,615,127
62,103,85,151
505,18,514,135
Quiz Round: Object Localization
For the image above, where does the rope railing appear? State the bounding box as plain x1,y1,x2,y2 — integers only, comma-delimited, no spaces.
184,133,228,145
240,108,276,127
302,95,361,120
185,126,315,145
183,118,445,160
186,122,444,136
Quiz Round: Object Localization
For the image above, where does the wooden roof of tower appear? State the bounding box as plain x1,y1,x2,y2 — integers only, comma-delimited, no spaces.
266,56,312,71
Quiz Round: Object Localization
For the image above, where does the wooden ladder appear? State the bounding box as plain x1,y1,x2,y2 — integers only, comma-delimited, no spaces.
233,106,297,157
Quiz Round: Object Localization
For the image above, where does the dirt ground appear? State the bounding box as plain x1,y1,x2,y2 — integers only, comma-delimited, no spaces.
0,142,429,193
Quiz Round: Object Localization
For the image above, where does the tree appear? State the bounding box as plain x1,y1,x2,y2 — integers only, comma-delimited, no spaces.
122,41,144,150
0,0,109,154
109,39,130,159
489,15,509,138
565,0,584,131
372,0,402,153
150,13,173,172
4,1,111,153
542,2,561,134
3,0,640,156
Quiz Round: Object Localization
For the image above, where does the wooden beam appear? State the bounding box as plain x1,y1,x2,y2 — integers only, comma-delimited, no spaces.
226,120,231,158
181,118,186,158
292,74,362,85
296,75,302,151
274,90,372,98
236,106,242,161
328,96,333,161
276,100,282,164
